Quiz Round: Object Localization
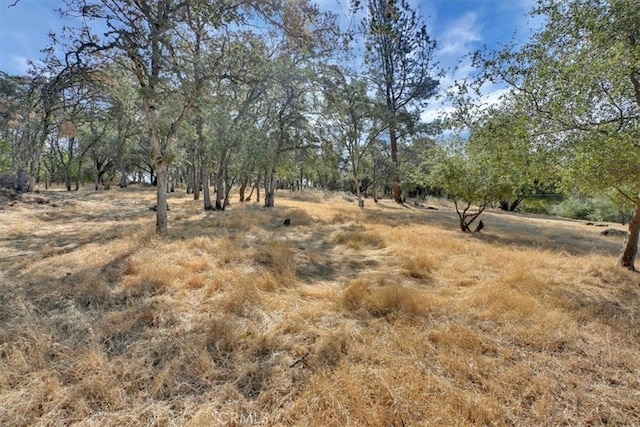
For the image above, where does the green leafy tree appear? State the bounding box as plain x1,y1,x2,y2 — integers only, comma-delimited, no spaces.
466,103,554,212
361,0,439,203
58,0,335,234
476,0,640,269
0,69,62,192
322,71,384,207
428,145,504,232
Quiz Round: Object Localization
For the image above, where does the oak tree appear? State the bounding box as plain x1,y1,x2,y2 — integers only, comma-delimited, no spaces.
477,0,640,269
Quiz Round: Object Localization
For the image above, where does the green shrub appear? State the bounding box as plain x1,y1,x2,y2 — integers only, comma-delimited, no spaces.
550,195,629,223
552,197,591,220
519,197,555,215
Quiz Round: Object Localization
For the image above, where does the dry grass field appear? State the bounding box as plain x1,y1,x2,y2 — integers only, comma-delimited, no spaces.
1,186,639,426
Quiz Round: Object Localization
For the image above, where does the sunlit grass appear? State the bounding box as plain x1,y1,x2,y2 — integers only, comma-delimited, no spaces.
0,186,638,426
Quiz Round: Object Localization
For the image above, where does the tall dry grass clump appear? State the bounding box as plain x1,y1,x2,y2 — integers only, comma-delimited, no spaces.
341,276,432,318
1,187,639,426
332,228,386,250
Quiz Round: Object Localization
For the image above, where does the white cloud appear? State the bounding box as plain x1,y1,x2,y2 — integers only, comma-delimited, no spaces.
1,55,31,75
437,12,482,58
421,103,455,123
423,11,484,125
423,6,524,128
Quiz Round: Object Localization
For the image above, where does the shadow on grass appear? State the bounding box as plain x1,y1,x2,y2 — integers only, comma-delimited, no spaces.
551,270,640,339
0,220,146,278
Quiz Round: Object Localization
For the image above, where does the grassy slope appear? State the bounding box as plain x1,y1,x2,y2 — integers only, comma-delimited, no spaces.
0,186,638,426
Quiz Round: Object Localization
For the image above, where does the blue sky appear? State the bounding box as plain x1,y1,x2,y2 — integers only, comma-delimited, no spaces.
0,0,537,117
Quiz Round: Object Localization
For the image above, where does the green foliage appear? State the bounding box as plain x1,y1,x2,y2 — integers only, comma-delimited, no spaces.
0,139,11,173
363,0,439,108
551,194,633,223
477,0,640,202
519,197,554,215
551,197,593,221
321,72,385,201
401,136,437,189
361,0,439,200
428,147,501,208
471,0,640,266
428,144,505,231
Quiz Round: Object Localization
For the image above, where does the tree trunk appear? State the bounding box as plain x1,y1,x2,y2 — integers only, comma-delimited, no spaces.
155,161,169,236
500,198,523,212
74,156,83,191
299,164,303,192
354,176,364,208
14,135,30,192
256,173,261,203
28,141,42,192
246,183,255,202
223,165,232,208
239,177,249,202
184,167,192,194
392,180,402,203
94,165,100,191
104,174,113,190
65,169,72,191
215,149,227,210
202,163,214,211
16,168,28,193
265,168,276,207
193,160,201,200
215,170,225,210
389,117,402,204
619,194,640,270
120,161,127,188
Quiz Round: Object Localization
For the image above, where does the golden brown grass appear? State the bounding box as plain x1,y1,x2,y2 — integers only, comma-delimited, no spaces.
1,186,639,426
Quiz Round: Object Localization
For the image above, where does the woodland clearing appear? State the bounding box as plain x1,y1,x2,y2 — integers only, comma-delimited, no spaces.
0,186,639,426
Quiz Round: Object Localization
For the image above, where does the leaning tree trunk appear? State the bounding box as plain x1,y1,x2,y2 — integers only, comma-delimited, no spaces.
619,194,640,270
245,183,255,202
239,177,249,202
459,217,470,232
